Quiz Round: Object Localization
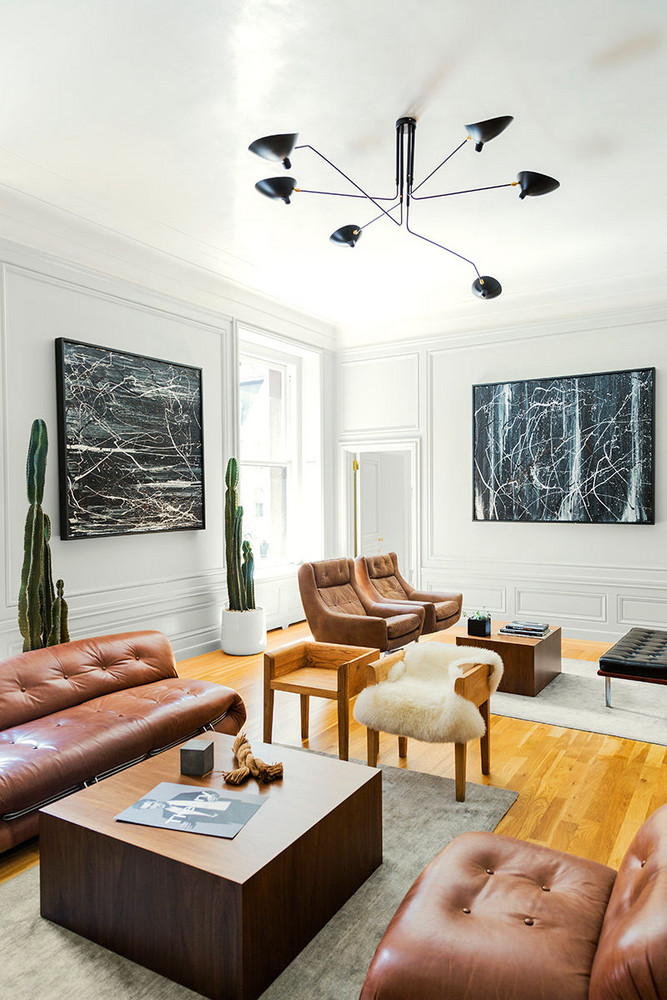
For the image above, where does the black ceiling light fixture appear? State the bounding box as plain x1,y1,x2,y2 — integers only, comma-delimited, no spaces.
249,115,559,299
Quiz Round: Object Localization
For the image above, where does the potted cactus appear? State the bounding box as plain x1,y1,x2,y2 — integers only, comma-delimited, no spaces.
220,458,266,655
18,419,70,651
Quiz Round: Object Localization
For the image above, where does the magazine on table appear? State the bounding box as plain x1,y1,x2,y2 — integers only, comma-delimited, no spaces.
115,783,265,839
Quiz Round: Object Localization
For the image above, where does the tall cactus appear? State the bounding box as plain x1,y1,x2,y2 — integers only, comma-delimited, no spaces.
18,419,70,650
242,540,255,610
224,457,255,611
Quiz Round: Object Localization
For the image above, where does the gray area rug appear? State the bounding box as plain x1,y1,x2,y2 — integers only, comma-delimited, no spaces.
492,658,667,745
1,767,516,1000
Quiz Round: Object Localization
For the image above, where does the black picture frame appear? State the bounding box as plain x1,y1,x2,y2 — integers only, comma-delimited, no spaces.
55,338,205,539
472,367,655,524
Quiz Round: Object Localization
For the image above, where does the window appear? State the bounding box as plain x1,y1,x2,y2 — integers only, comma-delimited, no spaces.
238,329,322,570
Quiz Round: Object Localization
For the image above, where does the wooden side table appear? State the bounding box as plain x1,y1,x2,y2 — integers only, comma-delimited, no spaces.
264,641,380,760
454,626,562,697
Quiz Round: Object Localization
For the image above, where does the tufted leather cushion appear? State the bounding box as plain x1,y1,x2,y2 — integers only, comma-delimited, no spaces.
0,631,246,853
371,575,408,601
0,632,178,729
312,557,352,589
599,627,667,681
318,582,365,616
360,830,616,1000
589,803,667,1000
0,678,243,818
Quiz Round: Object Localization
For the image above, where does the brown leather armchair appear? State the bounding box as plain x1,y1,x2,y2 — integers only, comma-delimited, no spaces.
353,553,462,634
297,558,424,652
361,803,667,1000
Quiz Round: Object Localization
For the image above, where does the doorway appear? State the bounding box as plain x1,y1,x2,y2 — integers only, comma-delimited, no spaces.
340,440,420,583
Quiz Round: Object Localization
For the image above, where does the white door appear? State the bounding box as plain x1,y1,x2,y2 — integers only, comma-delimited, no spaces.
358,450,414,578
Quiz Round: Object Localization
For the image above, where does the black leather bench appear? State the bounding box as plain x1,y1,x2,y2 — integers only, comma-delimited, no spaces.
598,627,667,707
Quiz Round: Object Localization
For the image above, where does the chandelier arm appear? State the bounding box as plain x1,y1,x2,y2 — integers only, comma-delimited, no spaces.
410,138,469,195
411,182,516,201
405,207,481,278
294,144,400,223
294,188,398,200
360,200,403,230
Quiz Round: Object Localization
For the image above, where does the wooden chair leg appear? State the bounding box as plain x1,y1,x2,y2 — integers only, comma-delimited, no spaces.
398,736,408,758
479,699,490,775
337,689,349,761
367,728,379,767
300,694,309,742
455,742,467,802
263,681,275,743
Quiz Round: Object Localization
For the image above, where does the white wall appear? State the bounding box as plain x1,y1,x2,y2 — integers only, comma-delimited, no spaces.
0,230,336,660
338,307,667,642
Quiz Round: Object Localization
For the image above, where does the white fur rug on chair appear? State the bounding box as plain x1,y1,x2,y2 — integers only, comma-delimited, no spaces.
354,642,504,745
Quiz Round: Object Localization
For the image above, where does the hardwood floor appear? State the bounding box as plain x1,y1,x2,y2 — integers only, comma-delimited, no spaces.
2,620,665,885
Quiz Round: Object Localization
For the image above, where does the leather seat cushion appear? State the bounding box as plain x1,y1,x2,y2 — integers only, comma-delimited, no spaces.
360,830,616,1000
0,679,238,817
434,600,461,621
372,576,408,601
386,613,422,639
599,627,667,680
318,583,366,616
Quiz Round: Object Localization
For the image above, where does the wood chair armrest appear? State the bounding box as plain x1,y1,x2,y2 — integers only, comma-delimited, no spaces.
365,649,406,686
264,641,309,680
454,662,492,707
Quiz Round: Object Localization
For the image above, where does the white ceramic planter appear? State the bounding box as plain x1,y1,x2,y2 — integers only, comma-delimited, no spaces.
220,607,267,656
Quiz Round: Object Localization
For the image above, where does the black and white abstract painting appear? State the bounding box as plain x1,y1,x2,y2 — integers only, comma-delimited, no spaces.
473,368,655,524
56,339,205,538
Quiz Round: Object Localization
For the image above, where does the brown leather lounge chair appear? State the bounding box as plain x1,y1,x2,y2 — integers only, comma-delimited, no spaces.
297,558,424,652
353,552,462,635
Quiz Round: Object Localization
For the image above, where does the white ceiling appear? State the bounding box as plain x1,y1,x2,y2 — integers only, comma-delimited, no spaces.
0,0,665,342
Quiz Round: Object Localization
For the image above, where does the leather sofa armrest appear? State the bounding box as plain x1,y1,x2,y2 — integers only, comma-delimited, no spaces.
367,602,425,622
406,589,463,606
310,612,390,650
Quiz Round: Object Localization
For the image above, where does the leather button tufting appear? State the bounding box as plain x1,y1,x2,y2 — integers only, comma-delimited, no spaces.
20,686,26,692
63,675,69,680
524,917,534,925
462,907,471,914
641,860,647,868
542,885,550,892
486,868,494,875
135,654,140,660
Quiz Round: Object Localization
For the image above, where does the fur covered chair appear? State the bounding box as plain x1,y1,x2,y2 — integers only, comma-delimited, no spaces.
353,642,503,801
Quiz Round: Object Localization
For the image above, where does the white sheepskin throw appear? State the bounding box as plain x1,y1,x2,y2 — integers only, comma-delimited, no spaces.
353,642,504,745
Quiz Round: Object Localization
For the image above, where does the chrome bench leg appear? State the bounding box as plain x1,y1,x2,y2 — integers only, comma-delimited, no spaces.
604,676,611,708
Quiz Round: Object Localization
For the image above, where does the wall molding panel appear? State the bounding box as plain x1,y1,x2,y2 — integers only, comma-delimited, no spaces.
339,309,667,645
0,232,323,661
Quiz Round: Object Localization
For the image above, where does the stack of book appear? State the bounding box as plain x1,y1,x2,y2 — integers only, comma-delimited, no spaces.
498,620,550,637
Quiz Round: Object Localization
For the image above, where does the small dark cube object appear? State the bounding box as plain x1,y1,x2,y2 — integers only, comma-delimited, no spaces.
468,618,491,637
180,738,214,776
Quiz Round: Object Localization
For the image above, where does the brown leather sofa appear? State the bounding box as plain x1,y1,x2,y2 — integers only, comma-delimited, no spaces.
297,558,424,651
360,804,667,1000
353,553,462,634
0,630,246,854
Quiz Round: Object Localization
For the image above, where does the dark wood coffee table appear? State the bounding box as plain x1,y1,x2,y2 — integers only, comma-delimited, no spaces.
453,625,562,696
39,734,382,1000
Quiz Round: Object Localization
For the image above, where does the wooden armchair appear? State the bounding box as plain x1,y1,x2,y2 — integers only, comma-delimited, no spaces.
353,644,503,800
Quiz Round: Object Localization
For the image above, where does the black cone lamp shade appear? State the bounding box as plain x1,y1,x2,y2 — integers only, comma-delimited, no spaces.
248,133,298,169
465,116,514,151
517,171,560,198
330,225,362,247
472,275,502,299
255,177,296,204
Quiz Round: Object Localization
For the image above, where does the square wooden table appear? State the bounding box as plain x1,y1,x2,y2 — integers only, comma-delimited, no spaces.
453,625,562,696
40,733,382,1000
